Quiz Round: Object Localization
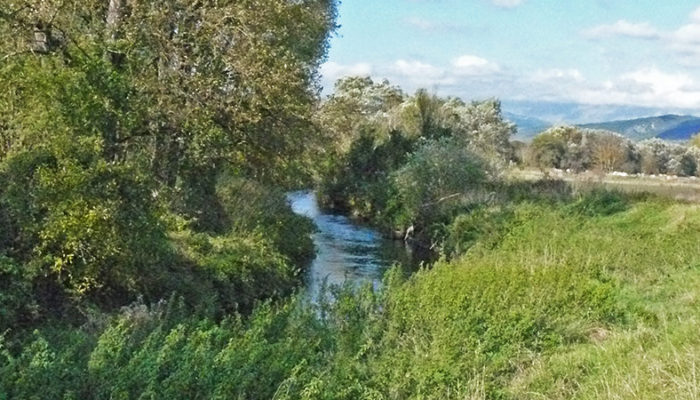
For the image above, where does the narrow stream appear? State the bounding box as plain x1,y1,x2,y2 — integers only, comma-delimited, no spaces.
287,191,429,298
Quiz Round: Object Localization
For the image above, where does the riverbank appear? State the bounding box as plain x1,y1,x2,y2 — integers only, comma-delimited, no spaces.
5,188,698,399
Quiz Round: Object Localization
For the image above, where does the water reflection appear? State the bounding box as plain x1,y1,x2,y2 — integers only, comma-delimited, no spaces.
287,191,427,298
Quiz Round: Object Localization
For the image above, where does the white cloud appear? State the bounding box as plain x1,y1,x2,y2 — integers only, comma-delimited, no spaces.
548,68,700,110
491,0,522,8
320,61,700,112
530,69,584,82
692,6,700,22
453,55,489,68
615,68,700,108
452,55,500,75
320,61,373,85
668,8,700,65
583,20,660,39
393,59,445,80
320,55,502,94
582,7,700,66
405,17,436,31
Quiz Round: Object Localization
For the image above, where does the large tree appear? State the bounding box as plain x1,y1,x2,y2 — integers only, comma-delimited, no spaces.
0,0,337,310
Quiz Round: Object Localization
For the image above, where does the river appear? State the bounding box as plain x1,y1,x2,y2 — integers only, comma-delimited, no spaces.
287,191,429,298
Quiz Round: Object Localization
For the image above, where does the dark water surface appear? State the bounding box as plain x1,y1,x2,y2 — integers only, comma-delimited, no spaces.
287,191,428,298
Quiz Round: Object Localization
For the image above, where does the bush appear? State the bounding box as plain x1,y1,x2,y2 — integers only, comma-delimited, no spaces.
442,207,515,257
392,138,487,228
566,190,629,217
173,229,300,315
216,176,315,266
0,137,171,309
527,127,639,173
0,256,38,330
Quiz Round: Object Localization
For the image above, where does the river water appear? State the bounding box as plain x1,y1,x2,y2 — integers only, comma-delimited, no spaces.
287,191,428,298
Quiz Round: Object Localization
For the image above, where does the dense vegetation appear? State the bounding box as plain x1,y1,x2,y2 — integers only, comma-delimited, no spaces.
1,2,699,399
0,0,335,339
316,77,515,246
3,189,699,399
524,125,700,177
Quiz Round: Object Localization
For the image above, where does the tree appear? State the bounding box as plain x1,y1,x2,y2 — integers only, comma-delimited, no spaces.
0,0,338,311
638,139,671,175
317,76,405,152
590,132,632,173
1,0,338,185
392,138,487,226
689,132,700,148
450,99,516,163
528,128,568,170
396,89,451,140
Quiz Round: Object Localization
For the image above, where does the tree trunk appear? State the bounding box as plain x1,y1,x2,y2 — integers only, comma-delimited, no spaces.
103,0,126,161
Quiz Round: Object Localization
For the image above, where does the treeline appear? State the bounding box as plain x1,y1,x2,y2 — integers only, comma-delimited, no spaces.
0,0,335,331
523,125,700,177
316,77,515,248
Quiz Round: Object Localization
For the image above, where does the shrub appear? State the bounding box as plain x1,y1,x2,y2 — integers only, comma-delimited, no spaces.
566,190,629,217
0,137,171,308
0,256,37,330
392,138,487,228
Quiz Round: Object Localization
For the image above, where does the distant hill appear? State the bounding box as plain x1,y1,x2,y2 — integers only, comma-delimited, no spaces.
658,119,700,141
579,115,700,141
504,112,551,141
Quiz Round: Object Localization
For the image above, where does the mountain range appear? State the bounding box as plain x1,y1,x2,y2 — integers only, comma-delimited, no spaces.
505,111,700,142
580,115,700,142
502,100,700,142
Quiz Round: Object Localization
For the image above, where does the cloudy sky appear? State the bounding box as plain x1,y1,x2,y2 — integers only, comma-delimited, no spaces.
321,0,700,122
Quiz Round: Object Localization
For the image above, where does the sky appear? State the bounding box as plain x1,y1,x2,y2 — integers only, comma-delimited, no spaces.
320,0,700,122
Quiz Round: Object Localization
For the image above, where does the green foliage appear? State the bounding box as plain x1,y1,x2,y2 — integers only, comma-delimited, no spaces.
0,328,95,400
392,138,487,226
216,176,316,266
6,196,699,398
0,137,171,305
689,132,700,148
319,128,416,220
441,206,515,257
566,190,629,217
173,229,300,315
317,80,514,241
0,256,37,330
0,0,332,339
527,126,572,170
526,126,700,177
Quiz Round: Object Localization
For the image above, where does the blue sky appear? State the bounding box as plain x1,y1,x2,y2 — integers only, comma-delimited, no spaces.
321,1,700,122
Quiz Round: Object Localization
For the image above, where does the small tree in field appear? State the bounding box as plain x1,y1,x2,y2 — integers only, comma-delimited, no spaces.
590,133,631,173
527,127,570,171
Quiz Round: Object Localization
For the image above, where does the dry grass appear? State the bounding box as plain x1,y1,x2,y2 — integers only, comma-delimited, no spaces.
512,168,700,202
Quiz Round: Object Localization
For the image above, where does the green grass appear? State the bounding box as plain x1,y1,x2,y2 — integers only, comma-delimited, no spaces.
2,193,699,399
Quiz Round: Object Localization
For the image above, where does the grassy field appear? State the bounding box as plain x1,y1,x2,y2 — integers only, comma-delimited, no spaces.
513,168,700,203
